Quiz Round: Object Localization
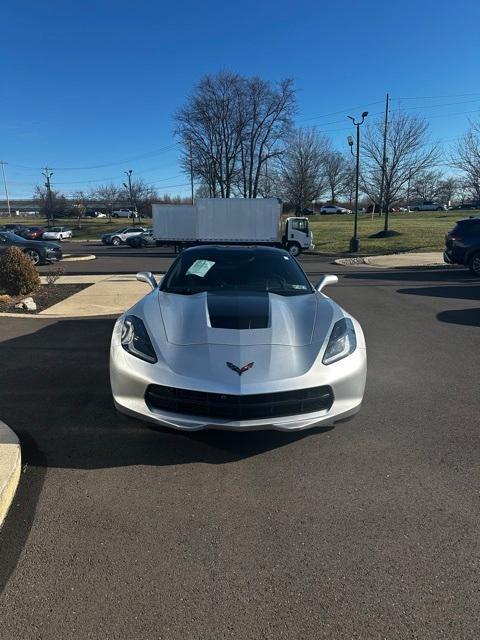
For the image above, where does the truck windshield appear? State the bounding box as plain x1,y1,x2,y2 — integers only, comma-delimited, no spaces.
161,247,313,296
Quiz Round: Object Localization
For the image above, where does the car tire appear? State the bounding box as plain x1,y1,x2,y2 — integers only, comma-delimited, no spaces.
24,249,41,265
112,213,119,218
436,207,443,211
287,242,301,257
112,236,122,246
469,251,480,276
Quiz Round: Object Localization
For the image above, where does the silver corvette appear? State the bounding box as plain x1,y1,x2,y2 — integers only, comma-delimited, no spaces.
110,246,367,431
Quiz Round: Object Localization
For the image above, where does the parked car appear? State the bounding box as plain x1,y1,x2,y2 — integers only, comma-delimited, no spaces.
96,212,107,218
42,226,73,241
0,231,62,265
110,245,367,431
412,201,447,211
101,227,148,246
319,204,351,215
444,216,480,275
0,223,26,234
16,226,45,240
111,209,140,219
126,229,156,248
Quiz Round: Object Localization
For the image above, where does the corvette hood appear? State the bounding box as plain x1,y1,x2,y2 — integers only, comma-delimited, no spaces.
157,290,334,347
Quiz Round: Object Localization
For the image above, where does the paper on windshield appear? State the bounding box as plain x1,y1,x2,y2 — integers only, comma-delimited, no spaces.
186,259,215,278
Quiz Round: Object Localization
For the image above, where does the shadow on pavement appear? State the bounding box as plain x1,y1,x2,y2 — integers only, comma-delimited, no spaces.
343,266,478,284
437,308,480,327
0,319,328,471
397,284,480,302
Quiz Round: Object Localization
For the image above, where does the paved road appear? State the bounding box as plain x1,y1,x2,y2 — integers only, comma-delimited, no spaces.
41,241,336,276
1,259,479,639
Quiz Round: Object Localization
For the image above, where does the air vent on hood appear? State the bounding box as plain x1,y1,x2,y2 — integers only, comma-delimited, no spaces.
207,292,269,330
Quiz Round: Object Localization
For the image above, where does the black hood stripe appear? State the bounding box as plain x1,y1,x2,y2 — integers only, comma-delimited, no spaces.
207,292,270,330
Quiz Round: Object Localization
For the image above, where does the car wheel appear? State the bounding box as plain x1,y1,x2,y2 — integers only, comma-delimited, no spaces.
112,237,121,246
469,251,480,276
24,249,41,265
437,207,443,211
112,213,119,218
288,242,301,257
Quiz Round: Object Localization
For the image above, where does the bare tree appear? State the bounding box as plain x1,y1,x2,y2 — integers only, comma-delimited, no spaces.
436,176,457,205
118,178,158,217
362,112,439,230
175,71,295,199
238,77,295,198
323,150,351,204
33,185,69,220
90,184,120,221
412,170,442,202
278,128,328,214
451,121,480,203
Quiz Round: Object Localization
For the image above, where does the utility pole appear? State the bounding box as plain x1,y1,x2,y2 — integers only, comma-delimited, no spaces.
378,92,390,218
406,170,412,211
123,169,137,224
42,167,54,227
0,161,11,217
189,140,194,204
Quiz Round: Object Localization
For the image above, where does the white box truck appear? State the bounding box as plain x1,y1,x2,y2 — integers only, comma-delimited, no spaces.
152,198,314,256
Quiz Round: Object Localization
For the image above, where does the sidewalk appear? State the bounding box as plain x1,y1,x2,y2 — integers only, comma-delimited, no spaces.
335,252,448,269
0,421,21,528
39,274,158,317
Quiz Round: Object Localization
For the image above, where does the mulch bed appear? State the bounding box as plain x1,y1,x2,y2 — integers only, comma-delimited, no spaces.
0,284,90,314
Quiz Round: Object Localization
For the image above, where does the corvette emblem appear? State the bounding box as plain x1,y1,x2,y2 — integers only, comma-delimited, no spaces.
226,361,254,376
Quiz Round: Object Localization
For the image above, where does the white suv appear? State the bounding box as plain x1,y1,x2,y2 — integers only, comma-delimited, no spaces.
112,209,140,218
101,227,148,246
319,204,351,214
412,201,447,211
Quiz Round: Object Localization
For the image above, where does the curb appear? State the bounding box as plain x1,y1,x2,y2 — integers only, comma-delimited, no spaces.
0,421,21,529
62,254,96,262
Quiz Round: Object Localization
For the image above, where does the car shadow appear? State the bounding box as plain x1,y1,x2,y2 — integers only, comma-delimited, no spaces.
397,284,480,302
0,318,330,472
437,308,480,327
342,266,479,284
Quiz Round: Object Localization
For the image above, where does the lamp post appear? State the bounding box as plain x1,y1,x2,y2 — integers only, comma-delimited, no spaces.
347,111,368,252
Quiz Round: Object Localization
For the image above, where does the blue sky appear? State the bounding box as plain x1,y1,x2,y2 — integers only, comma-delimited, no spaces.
2,0,480,198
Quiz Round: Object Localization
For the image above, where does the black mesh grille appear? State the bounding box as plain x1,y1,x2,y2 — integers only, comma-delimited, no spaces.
145,384,334,420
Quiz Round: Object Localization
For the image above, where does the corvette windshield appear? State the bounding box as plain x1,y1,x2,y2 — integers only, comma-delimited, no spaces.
161,248,313,296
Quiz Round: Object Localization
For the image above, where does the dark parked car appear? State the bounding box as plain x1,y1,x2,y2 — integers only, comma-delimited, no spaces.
444,217,480,275
126,230,156,248
0,223,26,233
0,231,62,265
16,226,45,240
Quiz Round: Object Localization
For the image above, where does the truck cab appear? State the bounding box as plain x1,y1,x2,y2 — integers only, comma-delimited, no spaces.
284,217,314,256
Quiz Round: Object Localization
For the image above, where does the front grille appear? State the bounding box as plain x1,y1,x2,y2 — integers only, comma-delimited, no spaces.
145,384,334,421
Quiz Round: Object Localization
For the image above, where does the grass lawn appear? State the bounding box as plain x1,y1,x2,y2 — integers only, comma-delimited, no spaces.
3,210,477,255
309,211,474,255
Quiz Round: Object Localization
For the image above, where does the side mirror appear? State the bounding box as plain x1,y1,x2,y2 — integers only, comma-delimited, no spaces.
315,274,339,292
136,271,157,291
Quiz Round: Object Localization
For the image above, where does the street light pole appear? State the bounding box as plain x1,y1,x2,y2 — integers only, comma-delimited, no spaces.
347,111,368,252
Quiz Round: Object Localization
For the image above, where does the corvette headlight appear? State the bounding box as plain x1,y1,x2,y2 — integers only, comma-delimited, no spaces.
322,318,357,365
121,315,157,363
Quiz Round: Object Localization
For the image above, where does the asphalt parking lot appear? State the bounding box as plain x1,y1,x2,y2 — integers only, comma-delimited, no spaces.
1,252,480,639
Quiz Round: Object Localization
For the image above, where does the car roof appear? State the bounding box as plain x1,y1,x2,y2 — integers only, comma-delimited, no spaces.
181,244,291,257
457,216,480,223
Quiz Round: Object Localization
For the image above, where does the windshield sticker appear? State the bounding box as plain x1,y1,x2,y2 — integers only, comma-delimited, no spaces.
186,259,215,278
291,284,308,290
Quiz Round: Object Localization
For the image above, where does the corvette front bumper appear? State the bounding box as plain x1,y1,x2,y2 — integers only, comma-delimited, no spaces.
110,346,367,432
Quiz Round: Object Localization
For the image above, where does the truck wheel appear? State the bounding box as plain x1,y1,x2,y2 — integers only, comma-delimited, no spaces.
469,251,480,276
287,243,301,257
112,236,121,246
